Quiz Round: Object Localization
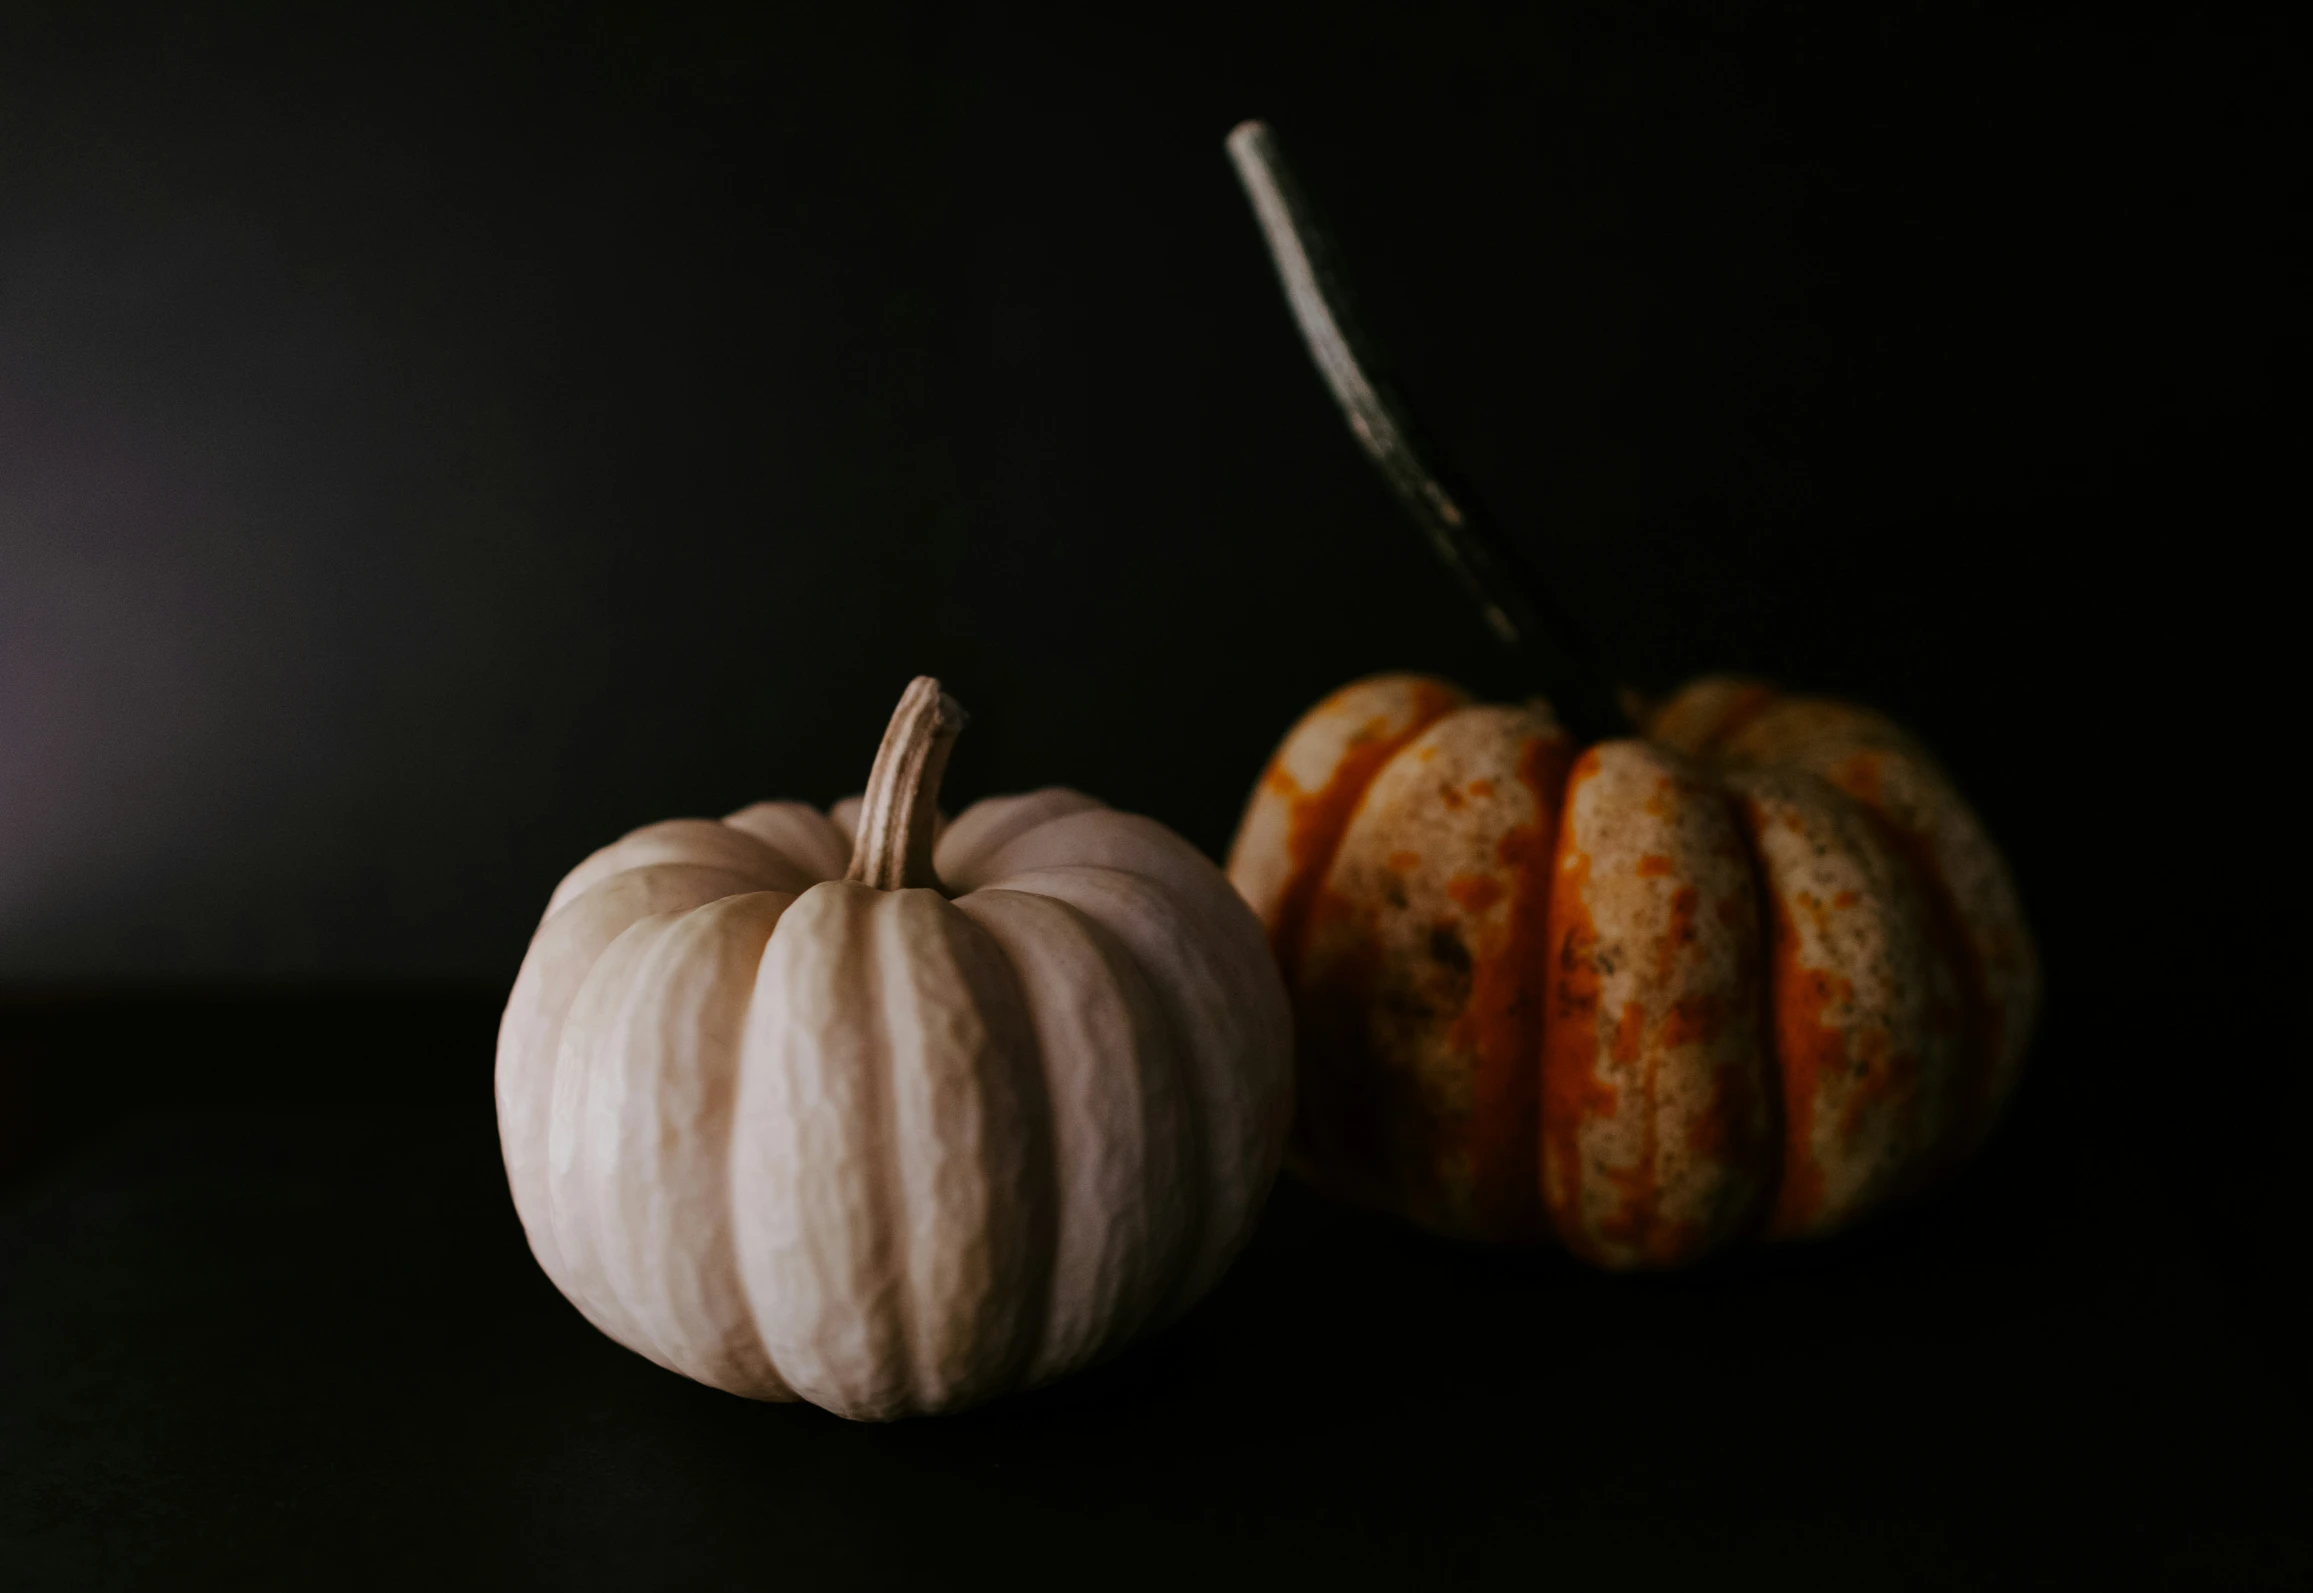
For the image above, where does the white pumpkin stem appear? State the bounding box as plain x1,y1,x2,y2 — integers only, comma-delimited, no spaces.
846,676,968,892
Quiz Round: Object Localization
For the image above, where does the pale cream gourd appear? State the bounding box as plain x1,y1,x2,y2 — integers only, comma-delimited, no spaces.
496,678,1293,1420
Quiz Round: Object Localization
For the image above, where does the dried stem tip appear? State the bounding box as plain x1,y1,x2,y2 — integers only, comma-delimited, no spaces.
846,676,968,891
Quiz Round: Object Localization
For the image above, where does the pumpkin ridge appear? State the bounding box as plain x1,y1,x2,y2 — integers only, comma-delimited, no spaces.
1720,791,1790,1242
1442,724,1571,1242
606,910,697,1377
736,880,920,1418
1277,700,1545,1233
722,800,852,881
1040,871,1216,1312
934,790,1110,885
982,862,1255,1318
544,818,816,921
1246,677,1467,985
956,896,1065,1399
1842,796,1999,1170
699,892,807,1399
857,888,917,1412
547,909,684,1361
1537,742,1771,1267
870,889,1057,1413
1758,859,1831,1235
1707,702,2036,1167
500,860,768,1295
604,892,794,1393
957,885,1191,1386
1730,769,1965,1240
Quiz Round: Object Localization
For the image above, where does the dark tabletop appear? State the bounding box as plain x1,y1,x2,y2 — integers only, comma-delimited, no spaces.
2,993,2306,1590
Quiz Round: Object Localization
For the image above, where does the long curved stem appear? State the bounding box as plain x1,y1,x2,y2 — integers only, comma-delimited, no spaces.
1226,120,1625,742
846,676,966,892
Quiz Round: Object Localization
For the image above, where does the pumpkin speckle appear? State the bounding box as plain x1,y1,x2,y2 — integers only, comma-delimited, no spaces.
1446,874,1504,915
1540,743,1771,1267
1286,703,1565,1244
1265,683,1462,980
1429,925,1473,974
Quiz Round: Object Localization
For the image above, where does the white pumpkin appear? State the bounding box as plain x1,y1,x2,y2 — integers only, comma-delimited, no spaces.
496,677,1293,1420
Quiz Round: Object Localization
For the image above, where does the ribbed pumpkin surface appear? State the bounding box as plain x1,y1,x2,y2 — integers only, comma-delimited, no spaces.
1227,673,2036,1267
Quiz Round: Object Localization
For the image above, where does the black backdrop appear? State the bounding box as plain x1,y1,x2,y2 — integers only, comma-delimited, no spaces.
3,4,2306,1586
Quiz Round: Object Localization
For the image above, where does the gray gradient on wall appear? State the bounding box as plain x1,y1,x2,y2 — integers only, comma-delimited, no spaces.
2,7,2290,986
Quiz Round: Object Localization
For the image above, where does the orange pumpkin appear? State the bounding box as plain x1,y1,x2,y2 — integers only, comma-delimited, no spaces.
1220,122,2037,1264
1225,672,2036,1265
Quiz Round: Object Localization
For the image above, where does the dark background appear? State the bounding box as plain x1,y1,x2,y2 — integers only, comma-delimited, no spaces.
3,3,2305,1586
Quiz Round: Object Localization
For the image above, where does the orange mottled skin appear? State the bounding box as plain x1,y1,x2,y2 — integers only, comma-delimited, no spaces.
1540,743,1774,1267
1449,733,1573,1237
1730,766,1965,1238
1231,676,1467,981
1289,705,1571,1241
1226,671,2038,1267
1710,697,2036,1158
